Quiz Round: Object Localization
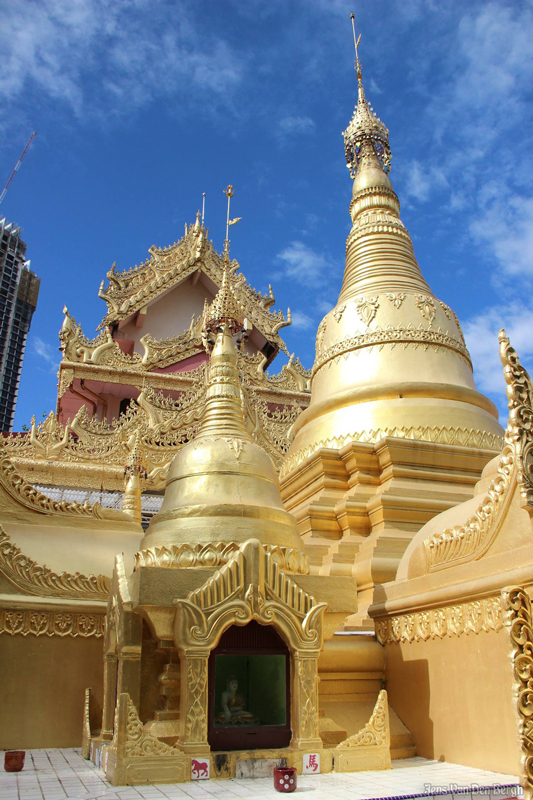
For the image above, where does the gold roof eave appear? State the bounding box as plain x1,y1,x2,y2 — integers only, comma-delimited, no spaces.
96,220,291,355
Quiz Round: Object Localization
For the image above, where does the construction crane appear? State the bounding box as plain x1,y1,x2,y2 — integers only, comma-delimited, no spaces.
0,132,37,205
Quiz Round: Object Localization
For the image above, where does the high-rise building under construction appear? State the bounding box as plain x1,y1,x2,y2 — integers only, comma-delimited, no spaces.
0,219,39,431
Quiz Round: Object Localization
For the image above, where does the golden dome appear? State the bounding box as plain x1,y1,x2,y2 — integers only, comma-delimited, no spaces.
282,63,503,477
137,285,308,574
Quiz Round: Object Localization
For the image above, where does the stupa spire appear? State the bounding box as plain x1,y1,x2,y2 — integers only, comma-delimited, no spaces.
343,16,391,181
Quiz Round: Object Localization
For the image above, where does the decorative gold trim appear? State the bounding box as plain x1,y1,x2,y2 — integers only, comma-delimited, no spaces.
500,330,533,510
96,220,291,352
424,449,514,572
386,293,406,309
134,541,309,575
281,426,503,479
0,609,105,637
337,690,389,748
354,296,379,326
313,325,471,376
422,331,533,572
374,596,504,644
82,688,92,759
502,585,533,794
123,693,181,757
0,526,110,600
0,435,122,520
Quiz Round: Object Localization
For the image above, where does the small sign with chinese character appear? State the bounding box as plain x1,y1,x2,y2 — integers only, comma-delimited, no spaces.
302,753,320,774
191,758,210,780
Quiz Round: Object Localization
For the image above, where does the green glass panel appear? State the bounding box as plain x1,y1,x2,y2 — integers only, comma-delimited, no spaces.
214,654,286,727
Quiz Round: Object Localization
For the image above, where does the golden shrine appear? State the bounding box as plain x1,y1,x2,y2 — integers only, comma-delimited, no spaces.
1,23,532,793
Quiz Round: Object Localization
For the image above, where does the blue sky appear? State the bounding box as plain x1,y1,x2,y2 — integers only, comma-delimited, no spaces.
1,0,533,428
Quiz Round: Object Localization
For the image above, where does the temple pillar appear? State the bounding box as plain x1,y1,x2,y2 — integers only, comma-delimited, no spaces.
290,652,323,751
178,649,210,754
101,652,118,740
117,645,142,711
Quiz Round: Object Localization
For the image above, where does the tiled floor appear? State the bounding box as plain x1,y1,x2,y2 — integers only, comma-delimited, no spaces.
0,749,523,800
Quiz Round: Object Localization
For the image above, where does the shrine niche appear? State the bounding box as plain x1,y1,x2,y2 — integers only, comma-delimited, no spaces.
174,537,326,756
208,621,290,751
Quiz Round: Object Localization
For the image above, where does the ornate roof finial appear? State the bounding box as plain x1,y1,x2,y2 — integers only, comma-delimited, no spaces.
343,16,391,179
351,13,362,79
223,184,242,265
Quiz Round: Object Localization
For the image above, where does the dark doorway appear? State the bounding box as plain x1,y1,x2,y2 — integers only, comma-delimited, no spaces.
208,621,291,751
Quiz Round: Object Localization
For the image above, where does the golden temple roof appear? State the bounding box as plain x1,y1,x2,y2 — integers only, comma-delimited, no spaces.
97,214,291,354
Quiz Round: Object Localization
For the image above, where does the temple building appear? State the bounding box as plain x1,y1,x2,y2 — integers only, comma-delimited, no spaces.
1,30,532,793
3,217,311,526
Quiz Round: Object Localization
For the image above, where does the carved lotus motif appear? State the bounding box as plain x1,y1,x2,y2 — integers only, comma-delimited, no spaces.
355,296,379,326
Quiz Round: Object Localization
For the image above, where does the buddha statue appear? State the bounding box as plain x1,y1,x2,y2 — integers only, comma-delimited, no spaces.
217,676,259,725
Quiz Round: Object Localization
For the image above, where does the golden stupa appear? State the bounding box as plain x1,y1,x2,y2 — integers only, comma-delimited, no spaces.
287,54,502,465
280,35,504,624
138,266,307,573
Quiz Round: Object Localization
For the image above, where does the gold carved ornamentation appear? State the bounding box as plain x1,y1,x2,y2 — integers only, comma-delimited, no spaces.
296,657,320,740
134,541,309,574
0,436,121,520
347,216,410,245
281,425,503,478
0,526,110,600
385,293,406,309
354,296,379,326
82,688,92,759
0,608,105,637
96,221,291,352
439,301,452,320
501,331,533,509
423,332,533,572
312,325,471,377
9,347,309,487
424,447,514,572
338,690,389,748
176,540,324,650
58,367,74,399
316,318,327,355
374,596,504,645
333,305,346,323
123,694,180,757
502,585,533,793
185,657,208,744
334,689,391,772
415,295,436,326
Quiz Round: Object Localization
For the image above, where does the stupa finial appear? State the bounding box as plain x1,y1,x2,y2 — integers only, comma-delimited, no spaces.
343,16,392,179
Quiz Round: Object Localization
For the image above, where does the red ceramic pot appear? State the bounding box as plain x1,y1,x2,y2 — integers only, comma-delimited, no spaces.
4,751,25,772
274,766,297,793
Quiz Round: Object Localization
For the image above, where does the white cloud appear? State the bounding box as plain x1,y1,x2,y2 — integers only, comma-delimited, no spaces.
0,0,243,123
402,160,448,204
400,4,533,278
290,311,314,331
278,116,316,137
463,301,533,418
470,190,533,281
276,241,335,286
33,336,60,373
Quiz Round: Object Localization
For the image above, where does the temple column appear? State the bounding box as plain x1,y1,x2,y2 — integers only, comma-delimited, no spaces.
290,652,323,751
101,652,118,740
178,649,210,754
117,645,142,711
